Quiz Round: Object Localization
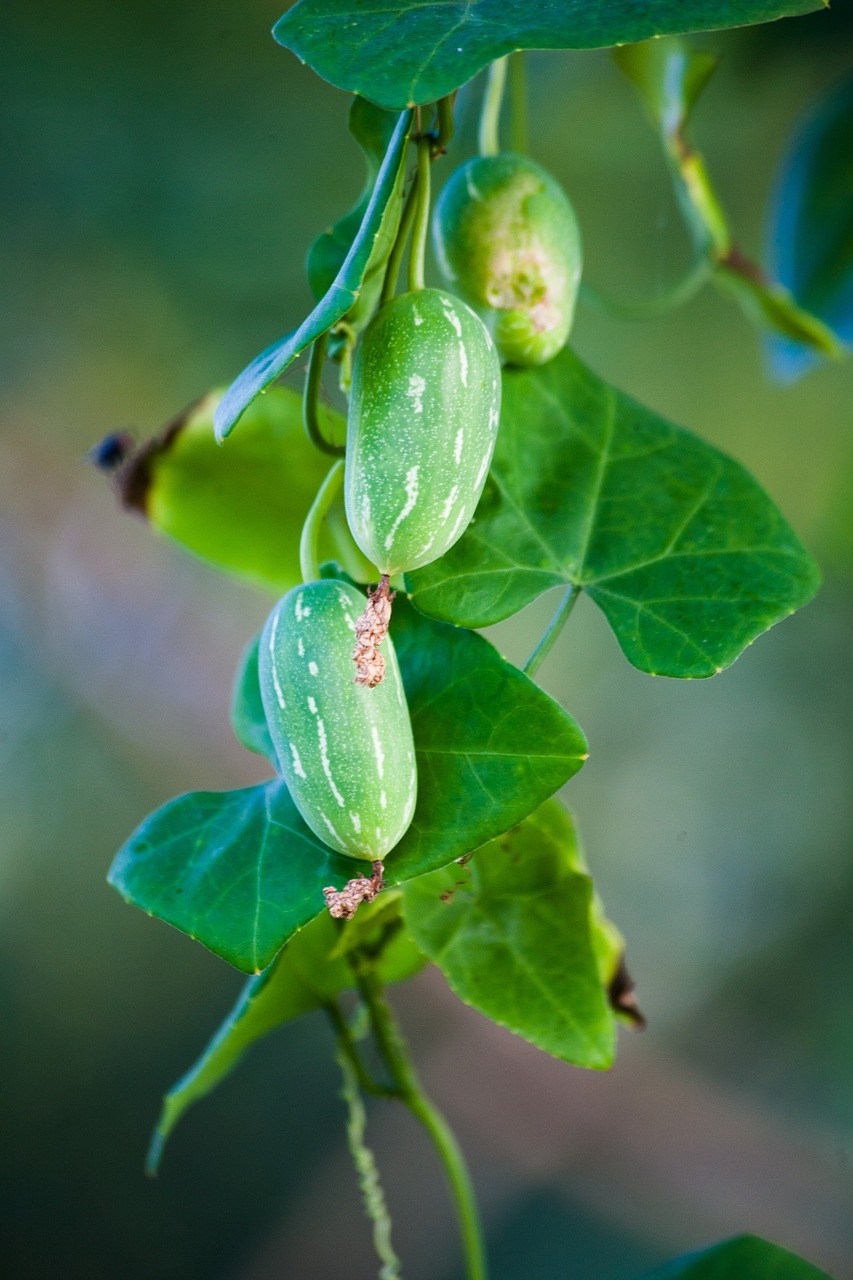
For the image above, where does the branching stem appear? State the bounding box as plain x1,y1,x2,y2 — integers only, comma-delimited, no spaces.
299,458,345,583
524,584,580,678
353,961,487,1280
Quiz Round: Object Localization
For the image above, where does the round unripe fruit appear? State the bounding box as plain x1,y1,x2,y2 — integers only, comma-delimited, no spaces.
432,153,582,367
259,579,417,862
345,288,501,576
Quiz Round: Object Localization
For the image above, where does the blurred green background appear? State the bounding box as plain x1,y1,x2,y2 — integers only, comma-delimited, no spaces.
2,2,852,1277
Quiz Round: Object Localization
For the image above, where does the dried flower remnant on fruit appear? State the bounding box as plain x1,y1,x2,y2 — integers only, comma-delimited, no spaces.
608,955,646,1030
353,575,394,688
324,861,385,919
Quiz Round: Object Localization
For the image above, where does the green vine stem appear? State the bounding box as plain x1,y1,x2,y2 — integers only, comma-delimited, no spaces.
407,135,433,294
299,458,345,583
523,584,580,678
303,330,345,455
580,252,712,321
508,52,528,155
353,961,488,1280
479,56,508,157
332,1017,404,1280
381,169,421,307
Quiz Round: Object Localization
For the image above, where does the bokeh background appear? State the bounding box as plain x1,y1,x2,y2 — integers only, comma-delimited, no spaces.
2,2,852,1277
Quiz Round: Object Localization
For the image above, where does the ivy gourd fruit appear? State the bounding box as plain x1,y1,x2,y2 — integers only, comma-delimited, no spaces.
259,579,417,862
345,288,501,576
433,153,582,367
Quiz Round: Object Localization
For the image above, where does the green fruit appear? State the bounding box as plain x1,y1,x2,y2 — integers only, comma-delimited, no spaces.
259,579,417,862
433,153,582,367
345,288,501,576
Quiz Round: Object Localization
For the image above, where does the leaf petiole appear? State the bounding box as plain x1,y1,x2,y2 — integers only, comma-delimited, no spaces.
523,584,580,678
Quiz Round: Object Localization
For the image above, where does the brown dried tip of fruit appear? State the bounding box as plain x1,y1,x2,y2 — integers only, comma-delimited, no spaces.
353,575,395,689
608,955,647,1030
323,861,385,920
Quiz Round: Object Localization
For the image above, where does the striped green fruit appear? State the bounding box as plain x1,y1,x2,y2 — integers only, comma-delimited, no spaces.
259,579,417,862
345,288,501,576
432,153,582,367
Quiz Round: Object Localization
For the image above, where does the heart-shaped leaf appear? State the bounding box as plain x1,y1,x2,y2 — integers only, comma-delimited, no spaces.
407,348,820,678
642,1234,832,1279
765,75,853,382
110,595,587,970
402,800,615,1068
147,892,425,1172
214,108,412,441
273,1,823,111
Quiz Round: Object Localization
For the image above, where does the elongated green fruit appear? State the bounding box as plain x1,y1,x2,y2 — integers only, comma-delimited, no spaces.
345,288,501,576
259,579,416,862
433,153,582,367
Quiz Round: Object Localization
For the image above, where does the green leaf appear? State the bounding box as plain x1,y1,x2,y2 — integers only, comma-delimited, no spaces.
407,348,820,678
765,75,853,381
273,1,824,111
230,634,277,762
148,893,426,1173
642,1234,833,1279
306,96,401,334
108,386,373,593
214,108,412,441
402,800,615,1068
110,596,587,971
109,780,349,973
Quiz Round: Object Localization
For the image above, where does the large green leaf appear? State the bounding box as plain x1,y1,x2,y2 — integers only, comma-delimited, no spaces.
408,349,820,678
273,1,824,111
213,108,412,441
110,595,587,971
642,1234,833,1279
147,893,425,1172
765,75,853,382
107,386,371,593
402,800,615,1068
385,597,587,880
109,780,345,973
